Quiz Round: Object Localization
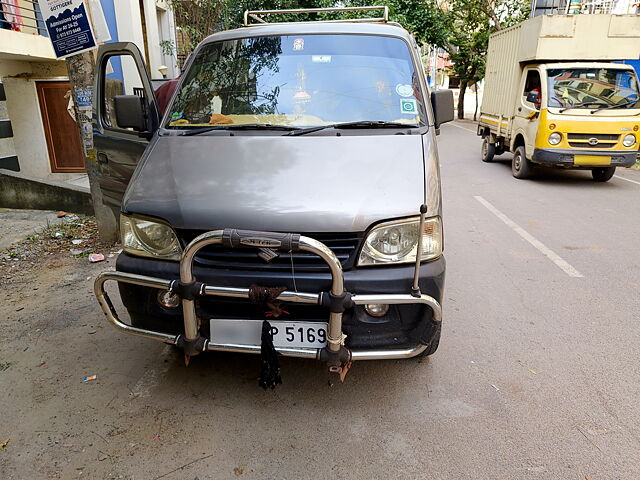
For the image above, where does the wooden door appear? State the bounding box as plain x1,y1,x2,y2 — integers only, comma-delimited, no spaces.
36,81,85,173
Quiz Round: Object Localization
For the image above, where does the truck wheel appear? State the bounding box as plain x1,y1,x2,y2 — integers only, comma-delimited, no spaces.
481,137,496,163
591,167,616,182
512,146,532,179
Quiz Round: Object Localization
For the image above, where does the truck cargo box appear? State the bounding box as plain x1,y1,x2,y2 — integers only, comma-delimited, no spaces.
481,14,640,123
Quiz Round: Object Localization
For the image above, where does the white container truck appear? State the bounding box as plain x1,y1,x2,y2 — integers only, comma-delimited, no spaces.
477,14,640,181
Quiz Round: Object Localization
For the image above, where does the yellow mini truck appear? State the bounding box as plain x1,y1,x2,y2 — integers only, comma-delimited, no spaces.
478,14,640,182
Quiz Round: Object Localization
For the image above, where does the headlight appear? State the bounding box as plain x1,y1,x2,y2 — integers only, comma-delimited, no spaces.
358,216,442,266
120,215,182,260
623,134,636,147
548,132,562,145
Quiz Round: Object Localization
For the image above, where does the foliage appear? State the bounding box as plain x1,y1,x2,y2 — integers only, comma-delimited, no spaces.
446,0,528,117
171,36,284,122
159,40,176,58
168,0,336,56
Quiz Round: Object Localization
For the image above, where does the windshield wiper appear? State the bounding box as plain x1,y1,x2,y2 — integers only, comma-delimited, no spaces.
287,121,418,136
559,101,608,113
590,99,637,113
179,124,301,136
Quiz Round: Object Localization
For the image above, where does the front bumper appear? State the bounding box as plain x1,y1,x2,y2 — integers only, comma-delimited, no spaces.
532,148,637,168
94,229,444,369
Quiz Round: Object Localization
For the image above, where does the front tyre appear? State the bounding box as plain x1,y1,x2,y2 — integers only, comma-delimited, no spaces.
591,166,616,182
512,146,532,179
481,137,496,163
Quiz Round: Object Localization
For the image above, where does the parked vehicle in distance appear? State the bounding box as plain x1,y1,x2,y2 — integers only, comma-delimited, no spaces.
92,6,454,383
478,14,640,182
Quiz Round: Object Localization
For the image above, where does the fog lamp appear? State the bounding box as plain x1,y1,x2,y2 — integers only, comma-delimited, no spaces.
364,304,389,318
157,289,181,308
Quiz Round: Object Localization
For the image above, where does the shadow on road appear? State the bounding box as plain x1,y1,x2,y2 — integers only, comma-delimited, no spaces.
484,155,625,187
152,346,435,406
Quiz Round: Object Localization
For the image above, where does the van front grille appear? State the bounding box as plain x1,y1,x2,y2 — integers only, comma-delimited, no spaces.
177,230,362,272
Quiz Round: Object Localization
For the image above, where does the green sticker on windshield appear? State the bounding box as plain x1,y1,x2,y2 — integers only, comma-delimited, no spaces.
400,98,417,114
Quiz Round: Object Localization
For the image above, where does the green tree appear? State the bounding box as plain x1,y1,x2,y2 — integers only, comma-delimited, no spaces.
446,0,528,119
169,0,338,58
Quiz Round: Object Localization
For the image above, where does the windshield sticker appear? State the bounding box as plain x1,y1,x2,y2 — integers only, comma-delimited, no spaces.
400,98,418,114
171,112,184,121
395,84,414,97
293,38,304,51
311,55,331,63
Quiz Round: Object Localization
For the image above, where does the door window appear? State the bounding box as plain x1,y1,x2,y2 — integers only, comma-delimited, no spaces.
523,70,541,110
102,54,146,130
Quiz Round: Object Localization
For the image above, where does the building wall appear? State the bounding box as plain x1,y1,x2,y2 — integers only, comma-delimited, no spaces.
109,0,178,79
0,0,177,181
4,77,54,179
0,82,19,171
0,60,72,179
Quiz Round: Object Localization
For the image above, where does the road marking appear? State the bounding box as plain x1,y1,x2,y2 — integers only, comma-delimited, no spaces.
614,175,640,186
446,122,476,134
474,195,584,278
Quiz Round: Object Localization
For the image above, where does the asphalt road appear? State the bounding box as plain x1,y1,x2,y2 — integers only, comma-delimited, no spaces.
2,123,640,479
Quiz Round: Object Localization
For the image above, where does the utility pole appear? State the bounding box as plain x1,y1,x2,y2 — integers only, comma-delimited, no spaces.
37,0,116,242
66,52,118,242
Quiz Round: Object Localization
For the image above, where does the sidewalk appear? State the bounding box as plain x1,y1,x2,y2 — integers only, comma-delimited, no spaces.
63,174,90,189
0,209,63,251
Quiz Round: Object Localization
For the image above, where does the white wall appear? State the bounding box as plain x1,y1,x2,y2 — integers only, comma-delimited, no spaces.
1,60,78,180
113,0,178,80
142,0,163,78
0,29,56,62
4,77,52,179
156,1,178,78
114,0,146,91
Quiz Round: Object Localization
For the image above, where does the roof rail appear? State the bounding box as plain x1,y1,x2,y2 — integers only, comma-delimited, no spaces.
243,6,389,27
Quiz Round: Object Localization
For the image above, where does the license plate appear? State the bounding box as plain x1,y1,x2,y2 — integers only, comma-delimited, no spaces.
574,155,611,166
210,319,328,349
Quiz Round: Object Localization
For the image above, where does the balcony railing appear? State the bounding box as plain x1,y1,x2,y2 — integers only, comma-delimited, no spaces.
0,0,48,36
531,0,640,17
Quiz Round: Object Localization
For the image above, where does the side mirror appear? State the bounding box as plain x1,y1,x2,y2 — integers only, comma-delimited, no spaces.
114,95,147,131
431,90,454,128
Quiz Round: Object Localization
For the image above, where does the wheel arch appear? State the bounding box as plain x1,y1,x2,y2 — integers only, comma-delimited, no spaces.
511,132,526,152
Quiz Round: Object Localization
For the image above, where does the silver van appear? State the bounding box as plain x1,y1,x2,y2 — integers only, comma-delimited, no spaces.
93,7,454,387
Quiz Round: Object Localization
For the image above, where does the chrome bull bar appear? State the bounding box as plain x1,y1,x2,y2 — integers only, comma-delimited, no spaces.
94,229,442,366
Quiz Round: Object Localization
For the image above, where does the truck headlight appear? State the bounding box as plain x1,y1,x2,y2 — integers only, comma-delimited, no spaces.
548,132,562,145
120,215,182,260
623,134,636,147
357,216,442,266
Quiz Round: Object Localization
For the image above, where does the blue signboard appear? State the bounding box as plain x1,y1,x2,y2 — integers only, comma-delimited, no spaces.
38,0,97,58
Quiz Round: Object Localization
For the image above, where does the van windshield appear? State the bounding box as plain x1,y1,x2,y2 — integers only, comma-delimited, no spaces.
166,34,425,129
547,67,640,110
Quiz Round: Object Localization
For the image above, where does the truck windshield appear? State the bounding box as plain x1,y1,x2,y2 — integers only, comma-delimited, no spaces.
166,34,425,129
547,68,640,110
